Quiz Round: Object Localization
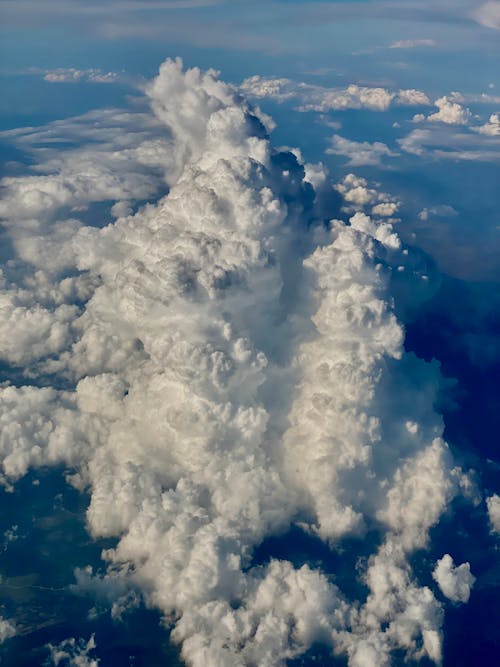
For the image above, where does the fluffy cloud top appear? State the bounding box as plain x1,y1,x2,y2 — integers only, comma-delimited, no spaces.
418,205,458,221
241,76,431,112
0,59,477,667
432,555,475,603
414,95,473,125
49,634,99,667
473,113,500,135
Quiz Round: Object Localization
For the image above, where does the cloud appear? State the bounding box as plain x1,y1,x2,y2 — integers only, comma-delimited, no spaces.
48,634,99,667
486,494,500,533
418,205,458,220
241,76,431,113
414,95,473,125
334,174,401,222
398,126,500,161
474,1,500,29
326,135,398,166
390,38,437,48
473,112,500,135
432,554,475,603
0,615,16,644
0,58,476,666
43,67,120,84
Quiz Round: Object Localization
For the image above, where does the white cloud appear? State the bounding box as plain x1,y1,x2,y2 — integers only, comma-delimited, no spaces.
486,494,500,533
414,96,473,125
390,39,436,49
0,58,475,666
334,174,401,215
48,634,99,667
473,112,500,135
399,126,500,161
326,134,398,166
474,1,500,29
418,205,458,220
432,554,475,603
43,68,119,84
372,201,400,217
241,76,431,113
0,615,16,644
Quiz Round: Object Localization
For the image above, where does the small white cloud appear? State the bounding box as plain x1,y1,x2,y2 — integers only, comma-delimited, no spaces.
390,39,436,49
473,113,500,135
326,134,398,166
396,89,432,106
486,494,500,533
0,616,16,644
415,96,473,125
418,205,459,221
48,634,99,666
43,68,119,84
432,554,475,603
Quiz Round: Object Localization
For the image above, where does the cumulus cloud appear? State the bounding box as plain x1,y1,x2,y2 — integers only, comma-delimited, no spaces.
326,134,398,166
432,554,475,603
241,76,431,113
0,615,16,644
486,494,500,533
48,634,99,667
334,173,400,216
473,112,500,135
414,95,473,125
0,59,475,666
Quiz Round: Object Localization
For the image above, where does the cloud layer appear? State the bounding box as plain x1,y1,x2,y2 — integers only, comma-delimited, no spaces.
241,76,431,113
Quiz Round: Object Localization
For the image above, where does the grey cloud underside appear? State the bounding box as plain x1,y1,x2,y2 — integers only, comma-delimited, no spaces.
0,59,478,666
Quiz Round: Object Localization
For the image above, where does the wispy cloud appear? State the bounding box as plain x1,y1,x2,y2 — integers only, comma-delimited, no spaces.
42,67,120,83
326,134,398,166
389,38,436,48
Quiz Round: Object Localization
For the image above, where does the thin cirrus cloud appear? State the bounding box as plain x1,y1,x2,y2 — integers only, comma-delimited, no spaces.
0,58,485,667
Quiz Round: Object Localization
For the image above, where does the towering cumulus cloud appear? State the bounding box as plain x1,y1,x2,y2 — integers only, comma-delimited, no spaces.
0,59,472,665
